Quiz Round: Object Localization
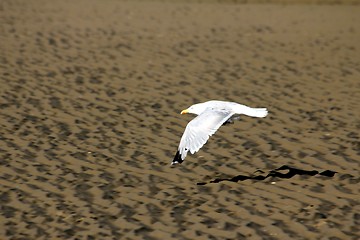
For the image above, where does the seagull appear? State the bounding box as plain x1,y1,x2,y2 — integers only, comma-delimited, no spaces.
172,100,268,165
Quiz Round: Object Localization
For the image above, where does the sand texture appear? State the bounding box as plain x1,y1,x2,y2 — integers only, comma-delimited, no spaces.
1,0,360,239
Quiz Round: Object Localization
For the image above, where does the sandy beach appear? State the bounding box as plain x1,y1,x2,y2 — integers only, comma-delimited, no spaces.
1,0,359,239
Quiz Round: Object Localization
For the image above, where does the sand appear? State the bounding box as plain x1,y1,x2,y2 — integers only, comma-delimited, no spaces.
1,0,359,239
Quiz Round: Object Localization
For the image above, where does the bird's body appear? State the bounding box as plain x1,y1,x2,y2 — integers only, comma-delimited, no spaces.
172,100,268,165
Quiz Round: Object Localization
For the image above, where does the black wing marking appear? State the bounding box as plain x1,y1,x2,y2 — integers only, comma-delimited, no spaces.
172,151,183,165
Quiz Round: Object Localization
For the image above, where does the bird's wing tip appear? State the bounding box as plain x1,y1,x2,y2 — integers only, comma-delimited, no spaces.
172,151,183,165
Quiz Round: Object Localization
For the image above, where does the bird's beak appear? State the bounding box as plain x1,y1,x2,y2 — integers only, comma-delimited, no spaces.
180,109,189,114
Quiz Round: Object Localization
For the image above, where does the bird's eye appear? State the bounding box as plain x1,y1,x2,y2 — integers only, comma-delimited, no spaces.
185,148,188,151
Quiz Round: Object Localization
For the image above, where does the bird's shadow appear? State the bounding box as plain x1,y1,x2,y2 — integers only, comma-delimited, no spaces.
196,165,337,185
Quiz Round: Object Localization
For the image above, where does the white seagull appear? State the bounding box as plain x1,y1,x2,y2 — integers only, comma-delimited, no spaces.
172,100,268,165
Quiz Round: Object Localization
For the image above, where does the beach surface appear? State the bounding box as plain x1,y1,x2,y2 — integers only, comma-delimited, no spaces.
1,0,359,239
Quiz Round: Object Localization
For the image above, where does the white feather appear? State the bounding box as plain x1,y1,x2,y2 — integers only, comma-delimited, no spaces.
172,100,268,164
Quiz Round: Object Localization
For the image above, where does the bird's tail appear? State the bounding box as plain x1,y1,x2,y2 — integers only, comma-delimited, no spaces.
242,107,268,118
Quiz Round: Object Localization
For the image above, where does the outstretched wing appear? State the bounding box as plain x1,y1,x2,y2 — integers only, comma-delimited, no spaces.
172,109,233,164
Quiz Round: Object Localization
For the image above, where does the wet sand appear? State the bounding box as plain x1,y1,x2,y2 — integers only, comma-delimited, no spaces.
1,0,360,239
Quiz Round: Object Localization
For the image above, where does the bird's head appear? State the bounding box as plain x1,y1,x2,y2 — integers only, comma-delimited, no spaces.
181,103,207,115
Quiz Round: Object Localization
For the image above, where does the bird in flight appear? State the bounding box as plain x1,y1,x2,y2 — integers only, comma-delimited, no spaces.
172,100,268,165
